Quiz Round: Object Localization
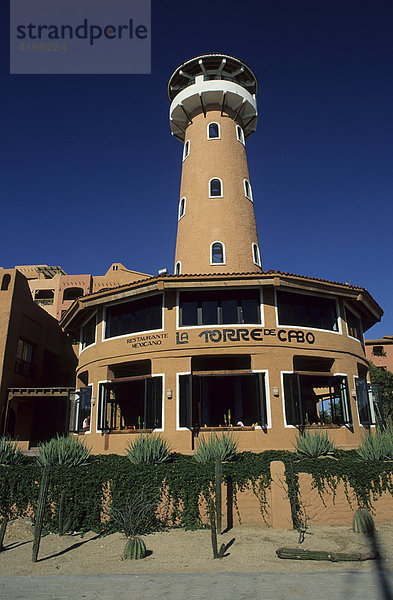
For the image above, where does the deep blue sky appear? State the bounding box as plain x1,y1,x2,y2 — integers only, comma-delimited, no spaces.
1,1,392,339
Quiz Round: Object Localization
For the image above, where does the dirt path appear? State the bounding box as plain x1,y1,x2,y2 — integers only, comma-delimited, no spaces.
1,519,392,576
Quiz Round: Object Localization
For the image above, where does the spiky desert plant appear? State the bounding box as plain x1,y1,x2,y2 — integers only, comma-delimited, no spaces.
126,433,171,464
0,516,9,551
37,435,91,467
357,430,393,461
194,431,238,463
294,431,336,458
353,509,375,535
0,438,25,466
108,483,161,538
124,536,146,559
32,465,51,562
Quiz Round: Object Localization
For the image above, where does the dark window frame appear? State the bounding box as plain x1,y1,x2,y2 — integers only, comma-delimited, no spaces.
104,294,163,340
80,314,97,350
345,305,363,342
97,376,163,432
208,122,220,139
179,372,268,429
276,290,339,332
15,338,34,377
283,373,352,427
179,288,262,327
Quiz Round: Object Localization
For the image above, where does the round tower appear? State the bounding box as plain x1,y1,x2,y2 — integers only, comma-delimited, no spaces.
168,53,261,275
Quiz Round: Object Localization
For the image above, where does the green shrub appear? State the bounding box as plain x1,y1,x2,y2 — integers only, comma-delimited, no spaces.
38,435,91,467
357,430,393,461
0,438,25,466
126,434,171,464
194,431,238,463
294,430,336,458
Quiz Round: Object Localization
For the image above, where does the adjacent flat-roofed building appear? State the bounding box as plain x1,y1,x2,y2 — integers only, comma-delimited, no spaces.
0,268,77,447
60,54,383,454
365,336,393,373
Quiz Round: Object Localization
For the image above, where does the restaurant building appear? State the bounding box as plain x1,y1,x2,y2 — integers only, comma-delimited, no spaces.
61,54,383,453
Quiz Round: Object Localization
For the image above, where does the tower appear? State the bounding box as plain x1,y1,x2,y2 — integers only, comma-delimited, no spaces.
168,53,262,275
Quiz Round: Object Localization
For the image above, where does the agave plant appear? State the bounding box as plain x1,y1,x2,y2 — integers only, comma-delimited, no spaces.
294,430,336,458
37,435,91,467
357,430,393,461
126,433,171,464
0,437,25,466
194,431,238,463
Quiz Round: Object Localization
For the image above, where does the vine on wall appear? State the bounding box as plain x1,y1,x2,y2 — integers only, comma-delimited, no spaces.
0,451,392,532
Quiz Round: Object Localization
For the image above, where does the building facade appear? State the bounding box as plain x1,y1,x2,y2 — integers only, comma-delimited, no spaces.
365,336,393,373
0,268,77,446
60,54,383,454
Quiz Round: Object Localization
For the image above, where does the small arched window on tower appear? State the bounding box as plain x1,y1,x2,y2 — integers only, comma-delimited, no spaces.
236,125,245,145
244,179,253,201
211,242,225,265
252,243,261,267
183,140,190,161
207,122,220,139
1,274,11,291
209,178,223,198
175,261,181,275
178,197,186,220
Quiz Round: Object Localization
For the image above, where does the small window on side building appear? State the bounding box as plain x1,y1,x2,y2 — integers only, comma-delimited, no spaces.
175,262,181,275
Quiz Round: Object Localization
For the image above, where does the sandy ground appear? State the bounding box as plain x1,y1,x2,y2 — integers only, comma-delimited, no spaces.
1,519,392,576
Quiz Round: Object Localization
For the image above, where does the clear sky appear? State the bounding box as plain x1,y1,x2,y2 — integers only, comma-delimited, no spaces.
1,0,392,339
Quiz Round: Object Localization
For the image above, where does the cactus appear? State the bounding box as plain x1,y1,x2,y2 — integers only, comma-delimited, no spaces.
209,497,218,559
353,509,375,535
32,465,51,563
0,516,9,551
214,456,222,535
124,536,146,559
58,489,73,536
276,547,376,561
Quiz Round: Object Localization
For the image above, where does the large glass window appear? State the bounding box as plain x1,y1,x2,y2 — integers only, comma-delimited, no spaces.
81,314,96,349
179,289,261,326
98,377,162,431
179,373,267,428
15,339,34,376
73,386,92,432
283,373,352,426
346,307,363,341
277,290,338,331
105,294,162,339
355,378,375,425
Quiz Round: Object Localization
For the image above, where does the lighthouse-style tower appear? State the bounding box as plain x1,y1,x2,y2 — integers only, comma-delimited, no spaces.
168,54,262,275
